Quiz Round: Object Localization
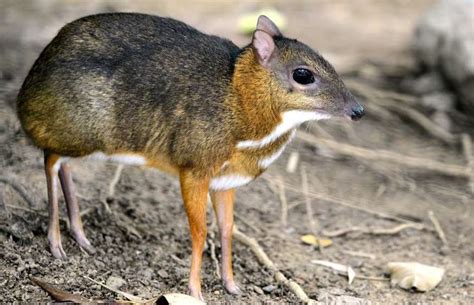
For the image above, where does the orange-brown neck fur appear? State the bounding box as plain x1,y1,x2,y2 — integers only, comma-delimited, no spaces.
229,49,284,141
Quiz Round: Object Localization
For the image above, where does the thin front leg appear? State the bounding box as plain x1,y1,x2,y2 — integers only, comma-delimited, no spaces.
44,152,66,259
179,170,210,302
59,162,95,254
210,189,242,294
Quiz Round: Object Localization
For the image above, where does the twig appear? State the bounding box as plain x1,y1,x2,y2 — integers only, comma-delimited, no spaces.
108,164,124,198
461,133,474,193
296,131,470,179
5,204,69,224
82,275,142,302
300,167,318,235
262,175,429,229
276,176,288,227
208,208,221,279
427,210,449,248
233,226,317,304
234,212,262,234
354,275,389,281
0,176,36,207
322,223,423,237
343,250,376,260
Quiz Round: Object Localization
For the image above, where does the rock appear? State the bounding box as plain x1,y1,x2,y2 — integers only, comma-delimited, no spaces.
252,285,264,295
105,275,126,290
157,269,169,279
262,284,277,293
414,0,474,114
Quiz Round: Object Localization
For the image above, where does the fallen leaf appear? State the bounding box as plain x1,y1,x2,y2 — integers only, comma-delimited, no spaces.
387,262,445,292
301,234,333,248
311,260,355,284
156,293,206,305
30,277,90,303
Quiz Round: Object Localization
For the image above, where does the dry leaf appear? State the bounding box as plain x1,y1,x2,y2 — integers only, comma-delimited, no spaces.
301,234,333,248
30,277,90,303
156,293,206,305
387,262,445,292
311,260,356,284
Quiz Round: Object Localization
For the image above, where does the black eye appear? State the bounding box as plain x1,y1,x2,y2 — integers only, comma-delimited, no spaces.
292,68,315,85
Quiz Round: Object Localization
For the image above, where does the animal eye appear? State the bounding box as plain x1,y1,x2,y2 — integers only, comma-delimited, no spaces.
292,68,315,85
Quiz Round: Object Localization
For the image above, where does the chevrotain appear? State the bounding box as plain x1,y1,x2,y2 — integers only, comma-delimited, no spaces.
17,13,364,301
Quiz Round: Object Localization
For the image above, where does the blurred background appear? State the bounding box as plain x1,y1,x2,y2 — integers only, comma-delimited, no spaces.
1,0,473,303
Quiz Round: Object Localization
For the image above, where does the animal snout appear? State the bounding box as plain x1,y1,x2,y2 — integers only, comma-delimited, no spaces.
350,104,364,121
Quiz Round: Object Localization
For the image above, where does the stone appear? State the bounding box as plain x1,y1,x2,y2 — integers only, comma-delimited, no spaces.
262,284,277,293
414,0,474,114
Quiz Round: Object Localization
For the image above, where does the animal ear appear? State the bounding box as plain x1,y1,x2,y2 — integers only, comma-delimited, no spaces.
256,15,282,37
252,30,276,66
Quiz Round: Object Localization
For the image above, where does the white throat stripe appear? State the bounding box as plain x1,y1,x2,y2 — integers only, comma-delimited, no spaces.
237,110,331,149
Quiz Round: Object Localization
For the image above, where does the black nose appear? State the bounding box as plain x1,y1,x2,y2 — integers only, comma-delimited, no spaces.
351,105,364,121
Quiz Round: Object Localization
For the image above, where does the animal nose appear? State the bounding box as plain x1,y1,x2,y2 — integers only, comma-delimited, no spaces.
351,105,364,121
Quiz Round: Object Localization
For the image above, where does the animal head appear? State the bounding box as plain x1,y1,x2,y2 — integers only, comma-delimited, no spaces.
251,15,364,121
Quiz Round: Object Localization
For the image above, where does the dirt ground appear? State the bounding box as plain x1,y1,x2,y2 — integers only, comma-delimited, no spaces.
1,0,473,304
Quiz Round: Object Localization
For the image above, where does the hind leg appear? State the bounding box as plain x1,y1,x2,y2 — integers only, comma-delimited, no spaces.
45,153,66,259
59,162,95,254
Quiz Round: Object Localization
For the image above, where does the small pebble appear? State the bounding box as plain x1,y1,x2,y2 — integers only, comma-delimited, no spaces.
262,284,277,293
252,285,264,295
157,269,169,279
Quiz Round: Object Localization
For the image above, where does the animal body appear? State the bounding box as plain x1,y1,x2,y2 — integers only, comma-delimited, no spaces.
17,13,364,301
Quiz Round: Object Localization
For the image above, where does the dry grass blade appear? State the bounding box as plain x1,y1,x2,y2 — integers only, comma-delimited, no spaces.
30,276,91,304
323,223,423,237
428,210,449,248
233,226,317,304
300,167,318,236
276,176,288,227
83,275,142,302
296,131,470,178
311,260,356,284
343,250,376,260
108,164,124,198
208,204,221,279
461,133,474,193
263,175,428,228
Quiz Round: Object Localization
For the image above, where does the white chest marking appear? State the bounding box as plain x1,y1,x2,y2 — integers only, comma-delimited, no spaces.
236,110,331,149
257,130,296,169
210,175,253,191
258,146,286,169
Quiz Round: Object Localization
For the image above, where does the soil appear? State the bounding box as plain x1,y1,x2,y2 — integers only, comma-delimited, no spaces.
1,1,473,304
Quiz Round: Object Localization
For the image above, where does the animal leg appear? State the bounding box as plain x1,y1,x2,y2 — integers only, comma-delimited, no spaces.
179,170,209,301
45,152,67,259
59,162,95,254
210,189,242,294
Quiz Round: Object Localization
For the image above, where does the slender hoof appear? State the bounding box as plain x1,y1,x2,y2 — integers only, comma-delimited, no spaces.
189,285,204,302
73,234,96,254
49,241,67,259
224,279,242,295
